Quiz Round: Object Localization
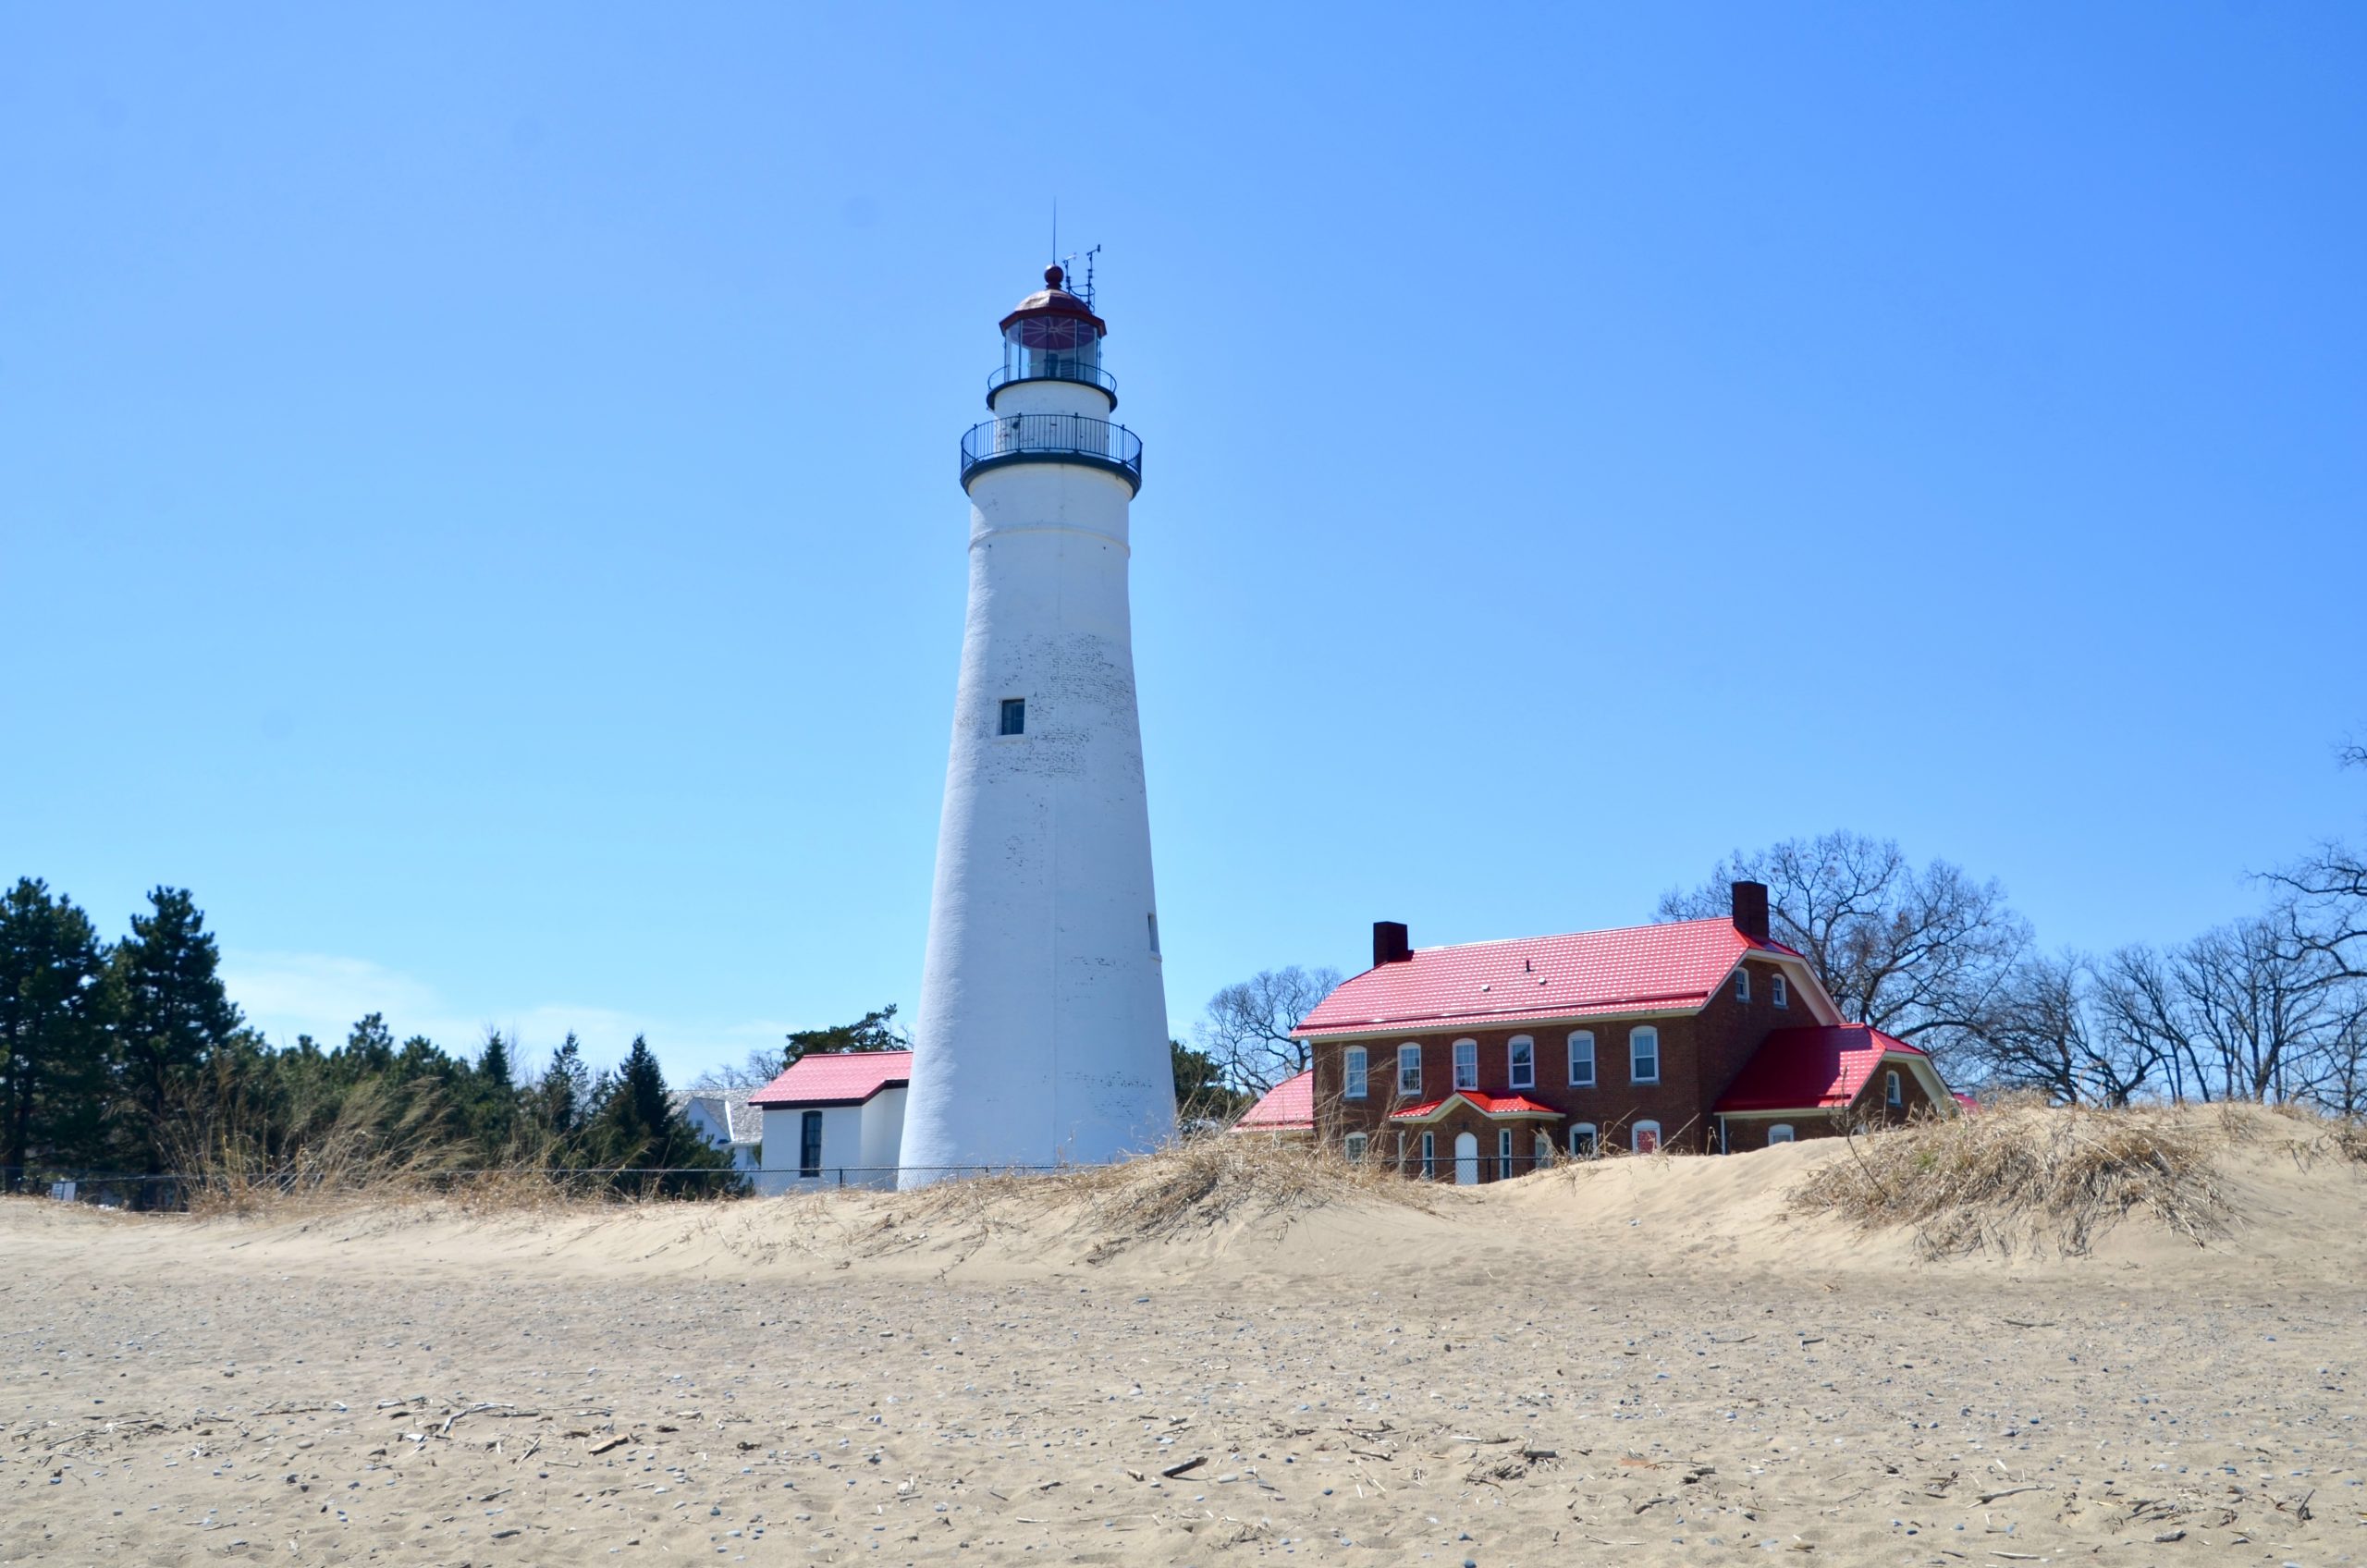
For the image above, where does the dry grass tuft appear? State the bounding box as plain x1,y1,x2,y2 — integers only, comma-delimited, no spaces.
171,1084,691,1220
2336,1120,2367,1166
887,1132,1431,1262
1790,1098,2232,1258
174,1084,464,1219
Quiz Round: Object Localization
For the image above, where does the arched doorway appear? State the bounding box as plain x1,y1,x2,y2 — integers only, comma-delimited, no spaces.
1453,1131,1480,1185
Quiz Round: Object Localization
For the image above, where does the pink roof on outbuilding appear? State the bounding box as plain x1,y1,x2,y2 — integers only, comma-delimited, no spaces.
1294,917,1811,1039
1233,1070,1315,1132
748,1049,914,1109
1713,1026,1929,1114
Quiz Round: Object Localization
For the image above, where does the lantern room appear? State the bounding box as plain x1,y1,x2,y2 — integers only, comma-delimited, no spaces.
990,265,1114,405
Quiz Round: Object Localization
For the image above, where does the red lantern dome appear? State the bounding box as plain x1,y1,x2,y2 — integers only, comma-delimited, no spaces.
999,264,1108,339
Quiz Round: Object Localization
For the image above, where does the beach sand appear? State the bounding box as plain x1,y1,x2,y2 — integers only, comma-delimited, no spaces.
4,1114,2362,1564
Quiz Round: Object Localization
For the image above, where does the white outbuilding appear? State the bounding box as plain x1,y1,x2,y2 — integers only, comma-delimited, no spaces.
748,1050,912,1194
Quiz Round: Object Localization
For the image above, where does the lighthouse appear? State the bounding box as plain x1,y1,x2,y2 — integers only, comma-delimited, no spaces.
897,264,1176,1187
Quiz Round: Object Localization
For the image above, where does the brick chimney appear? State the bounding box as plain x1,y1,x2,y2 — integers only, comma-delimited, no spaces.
1730,881,1770,942
1372,921,1412,967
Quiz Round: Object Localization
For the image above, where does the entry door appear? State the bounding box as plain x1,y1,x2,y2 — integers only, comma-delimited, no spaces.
1453,1131,1480,1186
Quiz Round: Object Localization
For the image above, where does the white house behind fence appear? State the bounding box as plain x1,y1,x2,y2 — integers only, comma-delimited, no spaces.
748,1050,912,1194
669,1089,762,1173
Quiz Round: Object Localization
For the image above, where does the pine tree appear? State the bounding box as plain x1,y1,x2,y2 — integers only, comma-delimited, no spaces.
0,879,114,1188
471,1030,518,1154
109,888,242,1205
590,1035,669,1167
586,1035,737,1195
343,1012,397,1079
533,1032,593,1142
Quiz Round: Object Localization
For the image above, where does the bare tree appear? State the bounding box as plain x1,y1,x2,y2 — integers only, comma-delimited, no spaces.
1193,965,1343,1095
1970,950,2161,1106
2313,995,2367,1118
2092,945,2207,1104
2087,911,2358,1106
688,1050,788,1094
1658,830,2030,1070
2264,741,2367,984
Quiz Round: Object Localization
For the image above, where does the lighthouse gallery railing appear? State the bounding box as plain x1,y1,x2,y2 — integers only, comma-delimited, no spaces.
960,413,1143,495
987,361,1119,403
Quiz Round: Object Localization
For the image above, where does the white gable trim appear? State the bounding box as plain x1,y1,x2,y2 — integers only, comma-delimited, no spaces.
1723,951,1844,1026
1384,1092,1563,1125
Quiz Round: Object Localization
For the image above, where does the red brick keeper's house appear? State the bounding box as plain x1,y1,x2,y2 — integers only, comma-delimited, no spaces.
1282,881,1958,1182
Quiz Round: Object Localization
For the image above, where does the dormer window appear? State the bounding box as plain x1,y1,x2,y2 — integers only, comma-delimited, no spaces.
1772,974,1788,1009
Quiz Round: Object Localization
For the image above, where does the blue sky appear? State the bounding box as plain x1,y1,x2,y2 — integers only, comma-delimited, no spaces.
6,3,2362,1083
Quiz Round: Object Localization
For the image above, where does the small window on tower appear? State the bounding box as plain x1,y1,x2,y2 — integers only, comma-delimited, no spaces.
1147,913,1160,956
999,698,1026,736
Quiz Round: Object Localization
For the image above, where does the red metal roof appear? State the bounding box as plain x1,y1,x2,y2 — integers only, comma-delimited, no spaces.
1233,1070,1314,1131
748,1049,914,1109
1713,1026,1928,1113
1294,917,1808,1038
1387,1091,1563,1122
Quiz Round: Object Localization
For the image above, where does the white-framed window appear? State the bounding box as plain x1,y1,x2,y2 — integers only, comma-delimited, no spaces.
1497,1128,1514,1180
1767,1123,1796,1145
1343,1047,1368,1100
1633,1120,1662,1155
1397,1043,1422,1096
1420,1131,1436,1180
1567,1031,1596,1087
1533,1132,1552,1171
1772,974,1788,1009
1885,1068,1903,1108
1452,1038,1478,1091
1569,1121,1598,1158
1343,1132,1369,1162
1507,1035,1535,1090
1735,968,1750,1003
1630,1025,1660,1084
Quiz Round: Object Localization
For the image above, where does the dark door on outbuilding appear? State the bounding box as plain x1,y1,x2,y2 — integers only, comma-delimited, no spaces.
799,1110,824,1177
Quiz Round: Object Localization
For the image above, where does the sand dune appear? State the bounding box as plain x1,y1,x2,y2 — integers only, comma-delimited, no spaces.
5,1108,2362,1564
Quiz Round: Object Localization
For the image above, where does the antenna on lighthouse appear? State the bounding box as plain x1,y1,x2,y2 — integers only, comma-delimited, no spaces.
1078,243,1100,310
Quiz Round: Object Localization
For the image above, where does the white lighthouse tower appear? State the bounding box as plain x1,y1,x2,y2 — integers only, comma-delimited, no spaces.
898,264,1176,1187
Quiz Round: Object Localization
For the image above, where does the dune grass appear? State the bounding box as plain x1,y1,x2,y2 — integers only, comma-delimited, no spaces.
1789,1097,2235,1258
883,1131,1433,1261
